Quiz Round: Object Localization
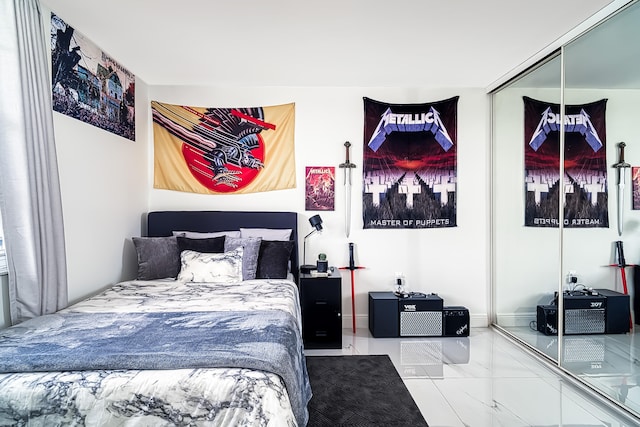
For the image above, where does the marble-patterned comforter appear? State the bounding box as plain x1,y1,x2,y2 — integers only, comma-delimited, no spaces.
0,279,309,426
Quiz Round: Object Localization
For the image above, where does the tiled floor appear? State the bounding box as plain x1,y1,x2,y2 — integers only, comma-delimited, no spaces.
305,327,640,427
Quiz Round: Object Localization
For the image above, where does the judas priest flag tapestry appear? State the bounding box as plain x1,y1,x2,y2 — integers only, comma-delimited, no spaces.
363,97,458,229
524,96,608,228
152,101,295,194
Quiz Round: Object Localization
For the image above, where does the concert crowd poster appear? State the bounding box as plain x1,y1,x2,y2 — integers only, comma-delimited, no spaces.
305,166,335,211
51,13,136,141
362,97,458,229
524,96,608,228
152,101,295,195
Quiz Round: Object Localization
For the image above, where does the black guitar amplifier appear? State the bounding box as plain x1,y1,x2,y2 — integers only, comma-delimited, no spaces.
563,292,606,334
443,306,470,337
537,291,607,335
537,305,558,336
399,293,443,337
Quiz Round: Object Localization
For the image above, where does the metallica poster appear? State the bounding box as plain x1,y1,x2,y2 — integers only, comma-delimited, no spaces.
152,101,295,195
524,96,608,228
363,97,458,229
305,167,335,211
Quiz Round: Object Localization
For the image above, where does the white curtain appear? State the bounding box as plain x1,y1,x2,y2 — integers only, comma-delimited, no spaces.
0,0,68,324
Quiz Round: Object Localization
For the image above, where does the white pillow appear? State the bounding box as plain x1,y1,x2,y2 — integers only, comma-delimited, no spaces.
173,230,241,238
177,248,243,283
240,228,292,241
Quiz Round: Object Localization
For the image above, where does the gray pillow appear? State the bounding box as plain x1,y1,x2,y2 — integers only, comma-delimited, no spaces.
225,236,262,280
239,228,292,241
132,236,180,280
173,230,241,238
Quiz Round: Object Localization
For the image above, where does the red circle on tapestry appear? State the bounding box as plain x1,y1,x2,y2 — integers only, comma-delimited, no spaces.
181,135,265,193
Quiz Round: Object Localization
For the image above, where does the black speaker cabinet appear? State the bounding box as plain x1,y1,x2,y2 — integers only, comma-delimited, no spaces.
443,306,470,337
369,292,399,338
594,288,630,334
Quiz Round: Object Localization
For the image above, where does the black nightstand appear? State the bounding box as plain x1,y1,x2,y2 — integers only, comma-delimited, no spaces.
299,268,342,349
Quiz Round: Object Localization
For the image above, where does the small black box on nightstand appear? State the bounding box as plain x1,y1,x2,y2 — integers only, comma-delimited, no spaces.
443,306,470,337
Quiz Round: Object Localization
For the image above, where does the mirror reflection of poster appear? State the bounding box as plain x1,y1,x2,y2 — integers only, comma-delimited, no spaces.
305,167,335,211
523,97,608,227
50,13,136,141
633,167,640,210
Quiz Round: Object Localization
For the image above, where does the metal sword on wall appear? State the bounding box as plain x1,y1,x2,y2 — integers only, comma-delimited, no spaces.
613,141,630,236
339,141,356,238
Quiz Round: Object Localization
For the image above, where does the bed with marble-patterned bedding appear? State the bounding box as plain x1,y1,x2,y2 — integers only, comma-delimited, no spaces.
0,211,311,426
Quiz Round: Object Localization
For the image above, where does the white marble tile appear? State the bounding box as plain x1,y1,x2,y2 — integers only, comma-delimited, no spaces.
403,379,465,427
431,377,611,426
502,325,640,419
307,327,640,426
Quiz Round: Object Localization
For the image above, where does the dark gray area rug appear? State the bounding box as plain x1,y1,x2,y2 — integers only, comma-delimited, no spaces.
305,354,429,426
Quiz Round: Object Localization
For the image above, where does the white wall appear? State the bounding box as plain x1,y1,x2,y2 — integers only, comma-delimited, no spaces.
148,85,491,328
53,78,150,305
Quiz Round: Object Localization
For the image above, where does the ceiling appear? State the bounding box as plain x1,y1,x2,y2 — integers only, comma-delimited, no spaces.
510,0,640,90
41,0,616,88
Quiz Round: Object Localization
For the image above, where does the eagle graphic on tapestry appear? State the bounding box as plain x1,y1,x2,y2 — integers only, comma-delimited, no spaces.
152,101,279,192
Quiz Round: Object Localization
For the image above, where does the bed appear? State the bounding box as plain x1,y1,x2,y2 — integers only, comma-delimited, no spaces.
0,210,311,426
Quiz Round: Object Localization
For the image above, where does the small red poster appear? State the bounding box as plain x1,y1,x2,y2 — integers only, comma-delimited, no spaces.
305,167,335,211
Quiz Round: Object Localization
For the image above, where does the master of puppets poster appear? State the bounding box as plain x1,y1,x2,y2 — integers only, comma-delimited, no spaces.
363,97,458,229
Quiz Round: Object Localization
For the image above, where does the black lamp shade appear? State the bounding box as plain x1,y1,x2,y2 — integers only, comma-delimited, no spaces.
301,215,324,273
309,214,323,231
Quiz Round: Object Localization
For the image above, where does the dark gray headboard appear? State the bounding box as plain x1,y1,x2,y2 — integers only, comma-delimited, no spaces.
146,210,299,283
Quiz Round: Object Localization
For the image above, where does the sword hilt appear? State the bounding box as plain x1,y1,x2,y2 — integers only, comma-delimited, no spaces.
614,142,631,168
339,141,356,169
348,242,355,270
616,240,627,267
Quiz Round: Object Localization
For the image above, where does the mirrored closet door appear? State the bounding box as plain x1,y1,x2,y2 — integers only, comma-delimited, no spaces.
492,0,640,418
491,53,562,362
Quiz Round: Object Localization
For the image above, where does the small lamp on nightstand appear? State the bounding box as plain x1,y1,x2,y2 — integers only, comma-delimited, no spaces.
300,214,323,274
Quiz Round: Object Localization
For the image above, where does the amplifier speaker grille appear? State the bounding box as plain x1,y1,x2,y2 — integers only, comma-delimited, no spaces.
564,308,605,334
563,337,605,362
400,311,442,336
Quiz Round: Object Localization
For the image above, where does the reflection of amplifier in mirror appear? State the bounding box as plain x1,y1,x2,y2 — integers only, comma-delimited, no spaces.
536,289,629,336
399,337,470,379
535,335,633,375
